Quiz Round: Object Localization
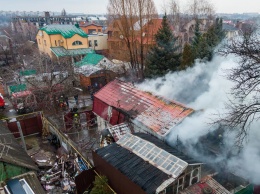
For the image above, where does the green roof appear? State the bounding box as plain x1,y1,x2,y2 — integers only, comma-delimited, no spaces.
9,84,27,93
50,47,95,57
75,53,104,67
19,69,36,76
40,25,88,38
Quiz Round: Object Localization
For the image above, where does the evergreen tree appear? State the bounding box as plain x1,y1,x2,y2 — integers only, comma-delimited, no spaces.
145,14,181,78
192,20,201,50
180,43,194,70
90,176,113,194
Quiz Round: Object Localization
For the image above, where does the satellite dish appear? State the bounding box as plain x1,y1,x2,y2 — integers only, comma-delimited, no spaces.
119,35,124,39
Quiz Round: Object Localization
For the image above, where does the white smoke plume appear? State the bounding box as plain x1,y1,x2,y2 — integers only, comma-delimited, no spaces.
137,54,260,184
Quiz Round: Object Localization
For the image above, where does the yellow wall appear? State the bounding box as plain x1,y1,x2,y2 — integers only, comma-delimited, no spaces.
88,34,108,50
66,34,89,49
36,30,89,57
36,30,52,56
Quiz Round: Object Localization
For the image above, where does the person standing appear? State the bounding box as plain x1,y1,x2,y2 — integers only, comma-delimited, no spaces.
74,94,78,105
65,96,69,107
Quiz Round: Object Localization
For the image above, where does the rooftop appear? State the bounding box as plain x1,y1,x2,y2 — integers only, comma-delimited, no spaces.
180,176,231,194
9,84,27,94
74,53,104,67
107,123,132,141
94,79,194,137
40,24,88,38
222,23,239,32
95,142,170,194
0,122,38,171
96,133,199,194
50,47,94,57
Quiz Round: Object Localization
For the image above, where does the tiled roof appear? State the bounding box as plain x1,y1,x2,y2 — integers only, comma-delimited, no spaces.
94,79,194,137
74,53,104,67
40,24,88,38
0,122,38,170
95,143,169,194
180,176,231,194
50,47,94,57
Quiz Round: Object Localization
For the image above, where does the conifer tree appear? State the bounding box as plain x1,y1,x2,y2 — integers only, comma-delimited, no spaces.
145,14,181,78
180,43,194,70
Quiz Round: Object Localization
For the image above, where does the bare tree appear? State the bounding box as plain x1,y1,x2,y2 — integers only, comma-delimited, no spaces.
108,0,158,79
185,0,215,19
218,27,260,144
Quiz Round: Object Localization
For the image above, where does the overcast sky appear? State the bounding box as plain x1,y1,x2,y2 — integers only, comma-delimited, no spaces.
1,0,259,14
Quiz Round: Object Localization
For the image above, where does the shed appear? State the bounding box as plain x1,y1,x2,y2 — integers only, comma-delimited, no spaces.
0,122,38,182
93,133,202,194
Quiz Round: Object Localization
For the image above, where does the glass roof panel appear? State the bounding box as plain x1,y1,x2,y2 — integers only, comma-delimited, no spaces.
117,134,188,177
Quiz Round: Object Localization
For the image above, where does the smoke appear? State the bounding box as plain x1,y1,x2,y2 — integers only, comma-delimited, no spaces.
137,54,260,184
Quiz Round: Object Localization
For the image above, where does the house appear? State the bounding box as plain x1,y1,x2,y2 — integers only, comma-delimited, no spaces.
88,33,108,55
36,24,93,59
107,18,162,61
222,23,240,39
92,79,194,140
79,22,103,34
92,133,202,194
0,121,38,182
75,53,125,90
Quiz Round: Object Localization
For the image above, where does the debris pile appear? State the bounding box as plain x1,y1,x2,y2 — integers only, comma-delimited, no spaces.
39,153,88,193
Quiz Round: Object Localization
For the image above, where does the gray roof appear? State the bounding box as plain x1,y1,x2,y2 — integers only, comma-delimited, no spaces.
0,121,38,170
222,23,239,32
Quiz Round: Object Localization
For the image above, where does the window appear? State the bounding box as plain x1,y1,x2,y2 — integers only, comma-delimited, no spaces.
94,40,98,47
44,40,46,46
89,40,92,47
38,39,41,44
72,41,83,45
177,177,184,192
55,40,57,46
98,29,101,32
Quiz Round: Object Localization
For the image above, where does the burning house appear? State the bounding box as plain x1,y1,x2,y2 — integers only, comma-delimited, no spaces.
92,133,202,194
92,79,194,140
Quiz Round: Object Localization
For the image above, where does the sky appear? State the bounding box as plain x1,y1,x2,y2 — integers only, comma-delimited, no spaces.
0,0,260,14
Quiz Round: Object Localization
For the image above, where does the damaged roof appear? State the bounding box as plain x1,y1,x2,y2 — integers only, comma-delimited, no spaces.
107,123,132,141
94,79,194,137
180,176,231,194
0,122,38,170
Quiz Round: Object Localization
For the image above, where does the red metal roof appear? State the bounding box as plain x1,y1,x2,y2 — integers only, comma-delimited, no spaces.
94,79,194,136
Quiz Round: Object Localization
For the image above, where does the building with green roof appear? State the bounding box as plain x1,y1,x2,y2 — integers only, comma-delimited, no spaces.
36,24,93,59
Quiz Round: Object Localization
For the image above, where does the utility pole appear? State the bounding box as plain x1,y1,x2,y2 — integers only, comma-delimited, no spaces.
17,121,26,151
